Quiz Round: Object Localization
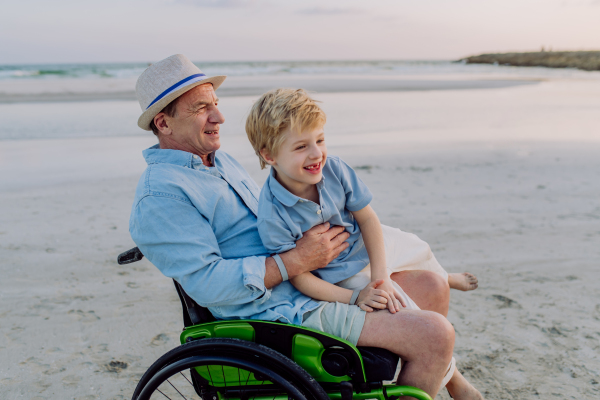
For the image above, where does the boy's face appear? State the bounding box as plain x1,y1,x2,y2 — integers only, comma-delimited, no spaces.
268,124,327,191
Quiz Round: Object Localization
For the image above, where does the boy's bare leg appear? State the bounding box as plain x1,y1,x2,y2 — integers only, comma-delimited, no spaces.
390,270,450,316
357,309,455,400
448,272,479,291
390,270,485,399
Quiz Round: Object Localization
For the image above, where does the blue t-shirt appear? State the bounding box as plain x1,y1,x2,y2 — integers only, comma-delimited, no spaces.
257,155,373,284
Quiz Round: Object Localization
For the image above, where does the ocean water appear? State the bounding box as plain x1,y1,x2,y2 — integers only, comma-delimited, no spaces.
1,59,599,81
1,60,599,141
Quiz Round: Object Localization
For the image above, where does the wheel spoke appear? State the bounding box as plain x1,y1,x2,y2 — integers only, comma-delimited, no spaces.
167,379,189,400
179,371,193,386
206,365,215,386
156,388,173,400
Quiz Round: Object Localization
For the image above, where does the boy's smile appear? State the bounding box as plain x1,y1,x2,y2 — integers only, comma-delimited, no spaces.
303,161,322,174
264,124,327,199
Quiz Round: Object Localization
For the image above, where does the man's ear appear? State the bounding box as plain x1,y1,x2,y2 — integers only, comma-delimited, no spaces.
259,148,277,166
154,113,171,136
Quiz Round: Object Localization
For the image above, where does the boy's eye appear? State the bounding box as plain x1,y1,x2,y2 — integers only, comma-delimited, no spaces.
295,145,306,150
317,139,325,143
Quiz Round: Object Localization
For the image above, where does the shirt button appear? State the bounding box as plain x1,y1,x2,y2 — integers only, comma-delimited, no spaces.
317,210,322,215
299,200,303,203
193,155,199,159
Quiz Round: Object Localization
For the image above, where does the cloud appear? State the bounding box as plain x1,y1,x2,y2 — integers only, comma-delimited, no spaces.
296,7,363,16
179,0,257,8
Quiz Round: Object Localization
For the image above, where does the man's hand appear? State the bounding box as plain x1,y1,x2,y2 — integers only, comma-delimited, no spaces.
265,223,350,288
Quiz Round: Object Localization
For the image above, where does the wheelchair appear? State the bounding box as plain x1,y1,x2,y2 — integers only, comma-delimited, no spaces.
118,247,432,400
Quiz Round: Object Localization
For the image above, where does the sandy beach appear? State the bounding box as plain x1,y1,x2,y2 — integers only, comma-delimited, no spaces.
1,73,600,400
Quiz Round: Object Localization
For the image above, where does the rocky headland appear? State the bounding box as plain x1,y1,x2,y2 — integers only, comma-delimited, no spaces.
460,51,600,71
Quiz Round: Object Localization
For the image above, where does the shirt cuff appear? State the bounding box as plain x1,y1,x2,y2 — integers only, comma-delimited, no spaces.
242,255,268,294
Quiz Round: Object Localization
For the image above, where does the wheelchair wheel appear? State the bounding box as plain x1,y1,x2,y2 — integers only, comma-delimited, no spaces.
132,338,329,400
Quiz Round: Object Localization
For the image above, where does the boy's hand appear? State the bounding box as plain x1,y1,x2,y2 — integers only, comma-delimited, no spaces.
376,278,407,313
356,279,393,312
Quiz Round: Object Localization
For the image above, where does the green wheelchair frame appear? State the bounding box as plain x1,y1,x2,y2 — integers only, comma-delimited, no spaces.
119,247,432,400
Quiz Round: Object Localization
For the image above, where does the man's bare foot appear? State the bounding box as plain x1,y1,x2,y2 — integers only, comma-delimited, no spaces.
448,272,478,291
446,368,484,399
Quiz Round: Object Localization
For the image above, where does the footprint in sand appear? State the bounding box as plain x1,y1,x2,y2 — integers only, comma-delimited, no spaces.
67,309,101,322
489,295,522,309
105,360,128,373
150,333,170,347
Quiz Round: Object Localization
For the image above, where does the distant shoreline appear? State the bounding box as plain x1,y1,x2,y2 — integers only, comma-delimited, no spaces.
460,51,600,71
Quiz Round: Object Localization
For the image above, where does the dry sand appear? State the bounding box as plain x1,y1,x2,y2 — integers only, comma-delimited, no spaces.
1,78,600,399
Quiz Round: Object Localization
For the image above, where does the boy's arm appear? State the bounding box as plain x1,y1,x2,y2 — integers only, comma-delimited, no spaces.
352,205,405,312
351,205,387,280
290,272,353,303
290,272,394,312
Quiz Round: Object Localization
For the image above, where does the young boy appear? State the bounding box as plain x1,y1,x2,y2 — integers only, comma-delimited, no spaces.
246,88,477,314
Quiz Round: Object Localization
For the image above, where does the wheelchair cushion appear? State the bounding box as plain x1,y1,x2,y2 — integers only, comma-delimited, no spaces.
357,346,400,381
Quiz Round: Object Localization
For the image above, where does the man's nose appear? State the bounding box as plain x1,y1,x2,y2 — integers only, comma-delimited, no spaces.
208,106,225,124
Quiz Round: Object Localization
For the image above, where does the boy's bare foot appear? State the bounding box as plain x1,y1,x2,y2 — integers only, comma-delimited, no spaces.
446,368,485,399
448,272,478,291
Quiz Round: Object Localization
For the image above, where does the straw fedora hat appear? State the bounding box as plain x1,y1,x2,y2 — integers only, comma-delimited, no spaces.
136,54,226,131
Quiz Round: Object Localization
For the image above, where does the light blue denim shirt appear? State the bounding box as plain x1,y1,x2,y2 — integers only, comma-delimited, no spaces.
129,144,320,325
257,155,373,284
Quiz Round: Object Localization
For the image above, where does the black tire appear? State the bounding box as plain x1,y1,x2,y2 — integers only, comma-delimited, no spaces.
132,338,329,400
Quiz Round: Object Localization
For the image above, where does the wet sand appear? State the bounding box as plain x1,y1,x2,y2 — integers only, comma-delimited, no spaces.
0,74,538,103
1,78,600,399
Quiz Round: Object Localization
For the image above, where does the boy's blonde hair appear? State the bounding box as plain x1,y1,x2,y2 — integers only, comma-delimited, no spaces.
246,88,326,169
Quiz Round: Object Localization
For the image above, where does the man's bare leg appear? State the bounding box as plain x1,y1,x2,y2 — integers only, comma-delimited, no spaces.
391,270,450,316
448,272,478,291
357,309,455,399
390,270,485,399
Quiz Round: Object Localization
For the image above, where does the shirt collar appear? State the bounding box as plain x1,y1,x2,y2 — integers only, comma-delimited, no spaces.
143,144,216,168
267,167,324,207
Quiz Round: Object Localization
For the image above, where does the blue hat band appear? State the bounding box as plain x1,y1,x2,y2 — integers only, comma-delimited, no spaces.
146,73,207,110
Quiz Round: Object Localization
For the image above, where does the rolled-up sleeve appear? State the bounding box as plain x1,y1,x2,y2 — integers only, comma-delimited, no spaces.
130,195,270,307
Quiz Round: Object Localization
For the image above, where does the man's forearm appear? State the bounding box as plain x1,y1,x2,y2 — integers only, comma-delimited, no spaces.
264,248,307,289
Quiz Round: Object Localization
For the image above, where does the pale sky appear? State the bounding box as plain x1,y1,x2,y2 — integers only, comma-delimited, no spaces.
1,0,599,64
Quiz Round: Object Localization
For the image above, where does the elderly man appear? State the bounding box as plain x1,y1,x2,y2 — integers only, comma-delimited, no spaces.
130,55,483,400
